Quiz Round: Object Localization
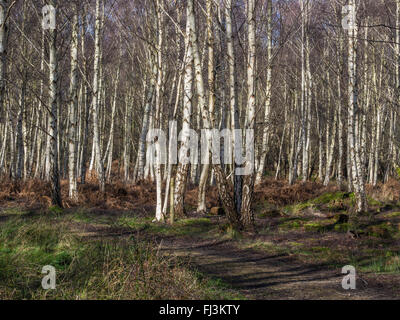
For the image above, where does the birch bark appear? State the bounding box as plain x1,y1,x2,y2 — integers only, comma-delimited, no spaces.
68,5,79,200
48,0,62,206
92,0,105,192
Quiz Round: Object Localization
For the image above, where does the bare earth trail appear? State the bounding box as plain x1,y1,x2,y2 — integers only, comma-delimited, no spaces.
65,218,400,300
159,237,398,300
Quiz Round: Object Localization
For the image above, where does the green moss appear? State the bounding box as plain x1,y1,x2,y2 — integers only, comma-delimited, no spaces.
284,192,354,214
383,212,400,218
304,222,324,232
288,241,304,248
280,220,302,230
49,206,63,214
278,217,309,230
304,219,336,232
313,192,350,205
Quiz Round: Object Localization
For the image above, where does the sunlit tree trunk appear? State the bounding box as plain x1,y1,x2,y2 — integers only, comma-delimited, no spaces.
336,22,344,188
347,0,366,213
256,0,272,185
92,0,105,192
300,0,306,182
162,6,184,217
324,84,337,186
136,60,156,182
79,3,89,185
174,0,194,218
197,0,215,214
68,5,78,200
241,0,256,230
185,0,241,229
154,0,164,222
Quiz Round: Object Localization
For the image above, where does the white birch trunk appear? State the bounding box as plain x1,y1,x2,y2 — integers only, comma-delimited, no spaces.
92,0,105,192
347,0,366,213
48,0,62,206
255,0,272,185
68,6,78,200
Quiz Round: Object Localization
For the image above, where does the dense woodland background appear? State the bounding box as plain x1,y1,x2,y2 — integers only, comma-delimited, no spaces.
0,0,399,230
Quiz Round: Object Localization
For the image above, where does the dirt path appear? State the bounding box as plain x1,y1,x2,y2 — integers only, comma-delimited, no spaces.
160,237,398,300
6,211,397,300
66,220,400,300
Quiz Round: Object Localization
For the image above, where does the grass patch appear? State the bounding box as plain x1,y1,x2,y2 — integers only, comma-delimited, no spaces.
70,208,113,225
239,240,290,256
0,207,30,216
282,192,353,214
118,216,215,238
366,222,399,239
278,217,310,230
279,220,303,230
334,223,350,233
313,192,350,205
304,219,337,233
352,251,400,274
383,212,400,218
0,214,239,300
191,271,245,300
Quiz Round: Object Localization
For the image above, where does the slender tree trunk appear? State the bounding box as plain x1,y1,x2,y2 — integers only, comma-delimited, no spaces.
80,3,89,184
197,0,215,214
337,28,344,188
137,64,156,182
240,0,256,230
256,0,272,185
48,0,62,207
174,0,194,218
324,93,337,186
226,0,242,216
68,5,79,200
154,0,165,222
92,0,105,192
0,0,10,122
105,46,121,181
185,0,241,229
347,0,366,214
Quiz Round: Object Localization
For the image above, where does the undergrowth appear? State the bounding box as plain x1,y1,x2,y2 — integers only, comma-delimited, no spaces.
0,214,238,300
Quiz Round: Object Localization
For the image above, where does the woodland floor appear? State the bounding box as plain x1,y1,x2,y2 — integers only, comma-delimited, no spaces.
1,178,400,299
